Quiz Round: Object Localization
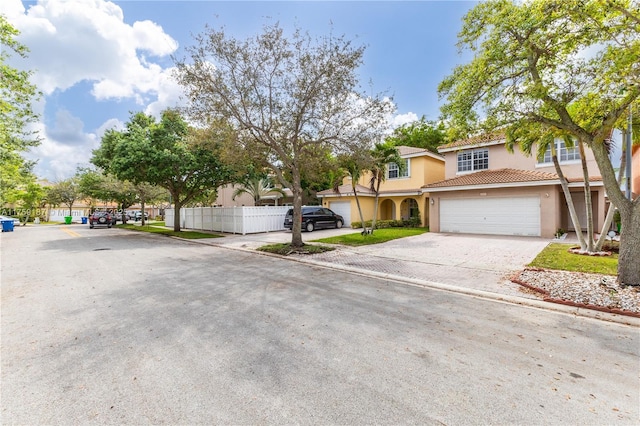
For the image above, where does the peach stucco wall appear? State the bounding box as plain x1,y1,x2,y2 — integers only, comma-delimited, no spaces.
442,142,601,179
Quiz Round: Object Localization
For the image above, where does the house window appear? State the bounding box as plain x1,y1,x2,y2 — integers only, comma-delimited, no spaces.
388,159,409,179
457,149,488,173
538,140,580,164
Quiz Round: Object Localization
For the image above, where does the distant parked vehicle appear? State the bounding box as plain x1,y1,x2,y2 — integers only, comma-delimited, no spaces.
115,211,132,222
89,211,113,229
283,206,343,232
133,211,148,221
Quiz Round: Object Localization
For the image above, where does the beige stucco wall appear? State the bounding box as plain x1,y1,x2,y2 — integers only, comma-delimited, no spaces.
325,194,429,227
356,154,445,191
442,142,601,179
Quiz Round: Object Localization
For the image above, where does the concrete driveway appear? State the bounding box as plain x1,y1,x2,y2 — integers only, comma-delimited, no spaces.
209,229,551,299
352,232,550,272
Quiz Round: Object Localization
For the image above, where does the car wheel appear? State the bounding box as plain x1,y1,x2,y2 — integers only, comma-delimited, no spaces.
335,220,343,229
305,221,315,232
90,224,94,229
108,224,112,228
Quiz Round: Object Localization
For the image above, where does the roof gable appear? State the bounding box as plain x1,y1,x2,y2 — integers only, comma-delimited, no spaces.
437,132,506,153
396,145,445,161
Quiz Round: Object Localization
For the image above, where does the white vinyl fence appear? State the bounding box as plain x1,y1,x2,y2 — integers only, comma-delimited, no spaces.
164,206,290,235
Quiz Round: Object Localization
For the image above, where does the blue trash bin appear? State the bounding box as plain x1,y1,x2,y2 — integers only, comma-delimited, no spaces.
81,217,88,224
1,220,15,232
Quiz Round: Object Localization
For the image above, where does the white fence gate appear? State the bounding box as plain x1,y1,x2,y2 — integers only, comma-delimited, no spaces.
164,206,290,235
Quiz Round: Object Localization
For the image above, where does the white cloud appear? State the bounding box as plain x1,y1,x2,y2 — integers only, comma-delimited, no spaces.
391,112,419,128
0,0,182,179
2,0,178,98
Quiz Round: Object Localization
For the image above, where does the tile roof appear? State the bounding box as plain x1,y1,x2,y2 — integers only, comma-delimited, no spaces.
437,132,506,151
567,176,603,183
423,168,559,189
397,145,429,156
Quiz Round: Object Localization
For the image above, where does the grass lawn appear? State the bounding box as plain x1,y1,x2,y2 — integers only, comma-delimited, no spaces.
116,223,224,239
528,243,618,275
257,243,335,255
311,227,428,246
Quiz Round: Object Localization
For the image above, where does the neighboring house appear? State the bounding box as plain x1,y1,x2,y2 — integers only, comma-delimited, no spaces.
214,183,293,207
424,133,607,238
317,146,445,227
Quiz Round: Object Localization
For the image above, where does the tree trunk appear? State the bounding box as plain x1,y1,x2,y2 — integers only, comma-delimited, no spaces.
552,153,587,249
578,141,595,252
172,196,181,232
618,202,640,286
141,201,146,226
290,170,304,248
352,181,367,234
370,177,382,234
588,139,638,285
595,148,627,251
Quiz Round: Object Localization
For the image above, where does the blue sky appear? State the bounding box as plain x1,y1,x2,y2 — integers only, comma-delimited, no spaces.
2,0,478,180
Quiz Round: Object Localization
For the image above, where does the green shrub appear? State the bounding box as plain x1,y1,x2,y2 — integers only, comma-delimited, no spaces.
351,218,419,229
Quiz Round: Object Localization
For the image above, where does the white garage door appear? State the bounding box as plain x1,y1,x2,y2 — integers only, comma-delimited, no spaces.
440,197,540,236
329,201,352,226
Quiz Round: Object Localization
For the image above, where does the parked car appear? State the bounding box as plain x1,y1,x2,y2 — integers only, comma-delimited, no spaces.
133,211,148,221
115,211,131,222
89,211,113,229
283,206,344,232
0,215,21,227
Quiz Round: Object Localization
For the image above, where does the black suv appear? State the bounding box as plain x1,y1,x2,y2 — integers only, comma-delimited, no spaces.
284,206,344,232
89,211,113,229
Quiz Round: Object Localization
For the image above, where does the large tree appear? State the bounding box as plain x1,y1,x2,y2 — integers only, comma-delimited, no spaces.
0,15,41,206
386,117,446,153
176,23,393,248
438,0,640,285
46,178,81,217
92,109,233,231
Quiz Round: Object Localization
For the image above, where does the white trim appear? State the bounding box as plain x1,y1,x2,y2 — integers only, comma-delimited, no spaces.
535,159,581,168
424,179,603,193
402,150,445,161
317,192,375,198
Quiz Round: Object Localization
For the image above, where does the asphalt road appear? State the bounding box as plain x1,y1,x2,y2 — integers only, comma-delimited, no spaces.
1,226,639,424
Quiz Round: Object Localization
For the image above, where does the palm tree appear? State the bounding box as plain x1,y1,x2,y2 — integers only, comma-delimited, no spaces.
337,152,372,234
369,142,404,233
232,177,286,206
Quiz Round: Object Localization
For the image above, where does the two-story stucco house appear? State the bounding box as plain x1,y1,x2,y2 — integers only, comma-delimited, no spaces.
424,133,608,238
316,146,445,227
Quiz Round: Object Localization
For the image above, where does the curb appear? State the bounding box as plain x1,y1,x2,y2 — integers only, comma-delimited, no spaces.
167,235,640,327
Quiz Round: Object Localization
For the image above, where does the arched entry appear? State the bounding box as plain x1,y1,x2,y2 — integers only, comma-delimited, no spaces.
379,199,396,220
401,198,419,220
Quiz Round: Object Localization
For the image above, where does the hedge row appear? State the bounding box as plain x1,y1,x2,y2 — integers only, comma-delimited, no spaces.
350,217,421,229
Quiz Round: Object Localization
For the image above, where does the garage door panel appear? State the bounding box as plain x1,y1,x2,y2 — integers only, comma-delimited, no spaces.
440,197,540,236
329,201,351,226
